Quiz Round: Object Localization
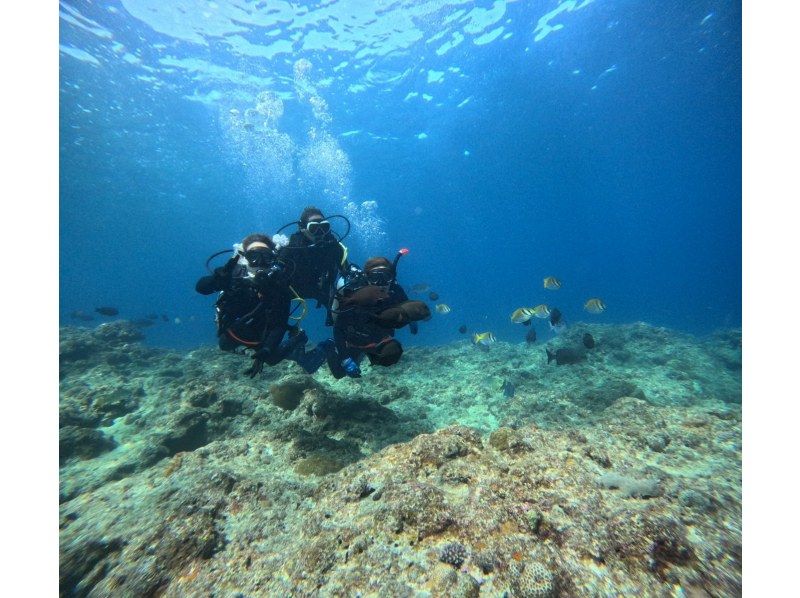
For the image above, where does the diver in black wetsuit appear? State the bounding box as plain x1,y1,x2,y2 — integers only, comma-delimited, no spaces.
276,206,349,325
318,256,430,379
196,233,305,378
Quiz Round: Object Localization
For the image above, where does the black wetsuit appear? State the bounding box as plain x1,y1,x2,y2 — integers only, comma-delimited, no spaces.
277,231,347,318
328,270,410,378
195,256,292,365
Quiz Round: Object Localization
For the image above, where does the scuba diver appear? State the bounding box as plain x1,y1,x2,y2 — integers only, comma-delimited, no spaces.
196,233,311,378
275,206,350,325
311,253,431,379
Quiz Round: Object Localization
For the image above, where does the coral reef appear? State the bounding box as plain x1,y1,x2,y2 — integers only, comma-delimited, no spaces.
59,321,741,596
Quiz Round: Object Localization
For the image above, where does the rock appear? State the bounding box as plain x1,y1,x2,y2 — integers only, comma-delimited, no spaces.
294,455,344,476
159,409,210,456
598,472,661,498
59,426,116,464
269,378,314,410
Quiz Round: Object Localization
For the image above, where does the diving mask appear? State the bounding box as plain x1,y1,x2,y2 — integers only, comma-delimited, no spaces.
243,247,273,269
305,220,331,237
366,266,392,286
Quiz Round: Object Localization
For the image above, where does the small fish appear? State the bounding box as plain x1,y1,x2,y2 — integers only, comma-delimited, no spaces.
532,304,551,319
174,317,182,324
429,291,439,301
473,331,497,346
546,347,586,365
95,306,119,316
584,298,606,314
458,324,468,334
145,313,159,320
243,122,254,130
435,303,451,314
543,276,562,290
510,307,536,324
229,108,240,116
525,327,537,344
549,307,566,333
582,333,596,349
131,318,155,329
500,379,516,398
410,283,431,294
161,314,169,322
69,310,95,322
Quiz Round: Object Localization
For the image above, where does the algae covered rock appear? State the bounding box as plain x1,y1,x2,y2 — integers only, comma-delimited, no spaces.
58,322,741,597
598,472,661,498
294,454,344,476
384,481,454,539
59,426,116,464
269,376,315,410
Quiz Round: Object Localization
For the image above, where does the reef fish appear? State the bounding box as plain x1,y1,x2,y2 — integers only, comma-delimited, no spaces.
584,298,606,314
549,307,566,333
501,379,516,398
510,307,537,324
525,327,537,344
95,306,119,316
410,283,431,294
582,333,596,349
435,303,452,314
546,347,586,365
473,332,496,346
531,304,551,318
543,276,562,290
458,324,468,334
429,291,440,301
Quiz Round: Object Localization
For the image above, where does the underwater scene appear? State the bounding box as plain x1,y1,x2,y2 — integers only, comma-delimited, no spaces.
60,1,741,596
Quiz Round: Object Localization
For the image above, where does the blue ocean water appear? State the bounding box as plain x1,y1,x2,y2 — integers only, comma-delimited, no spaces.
59,0,741,351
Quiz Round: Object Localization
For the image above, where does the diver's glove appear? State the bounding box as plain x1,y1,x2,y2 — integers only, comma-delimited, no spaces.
245,349,271,378
341,357,361,378
212,256,239,289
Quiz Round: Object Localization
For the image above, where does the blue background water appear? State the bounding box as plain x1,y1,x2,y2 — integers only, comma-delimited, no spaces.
60,0,741,350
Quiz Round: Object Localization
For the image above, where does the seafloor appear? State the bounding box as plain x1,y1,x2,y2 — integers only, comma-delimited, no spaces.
59,321,741,597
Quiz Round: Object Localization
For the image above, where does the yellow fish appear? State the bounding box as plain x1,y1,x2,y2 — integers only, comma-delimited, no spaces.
543,276,562,290
435,303,452,314
531,304,551,318
510,307,537,324
584,298,606,313
472,331,497,346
